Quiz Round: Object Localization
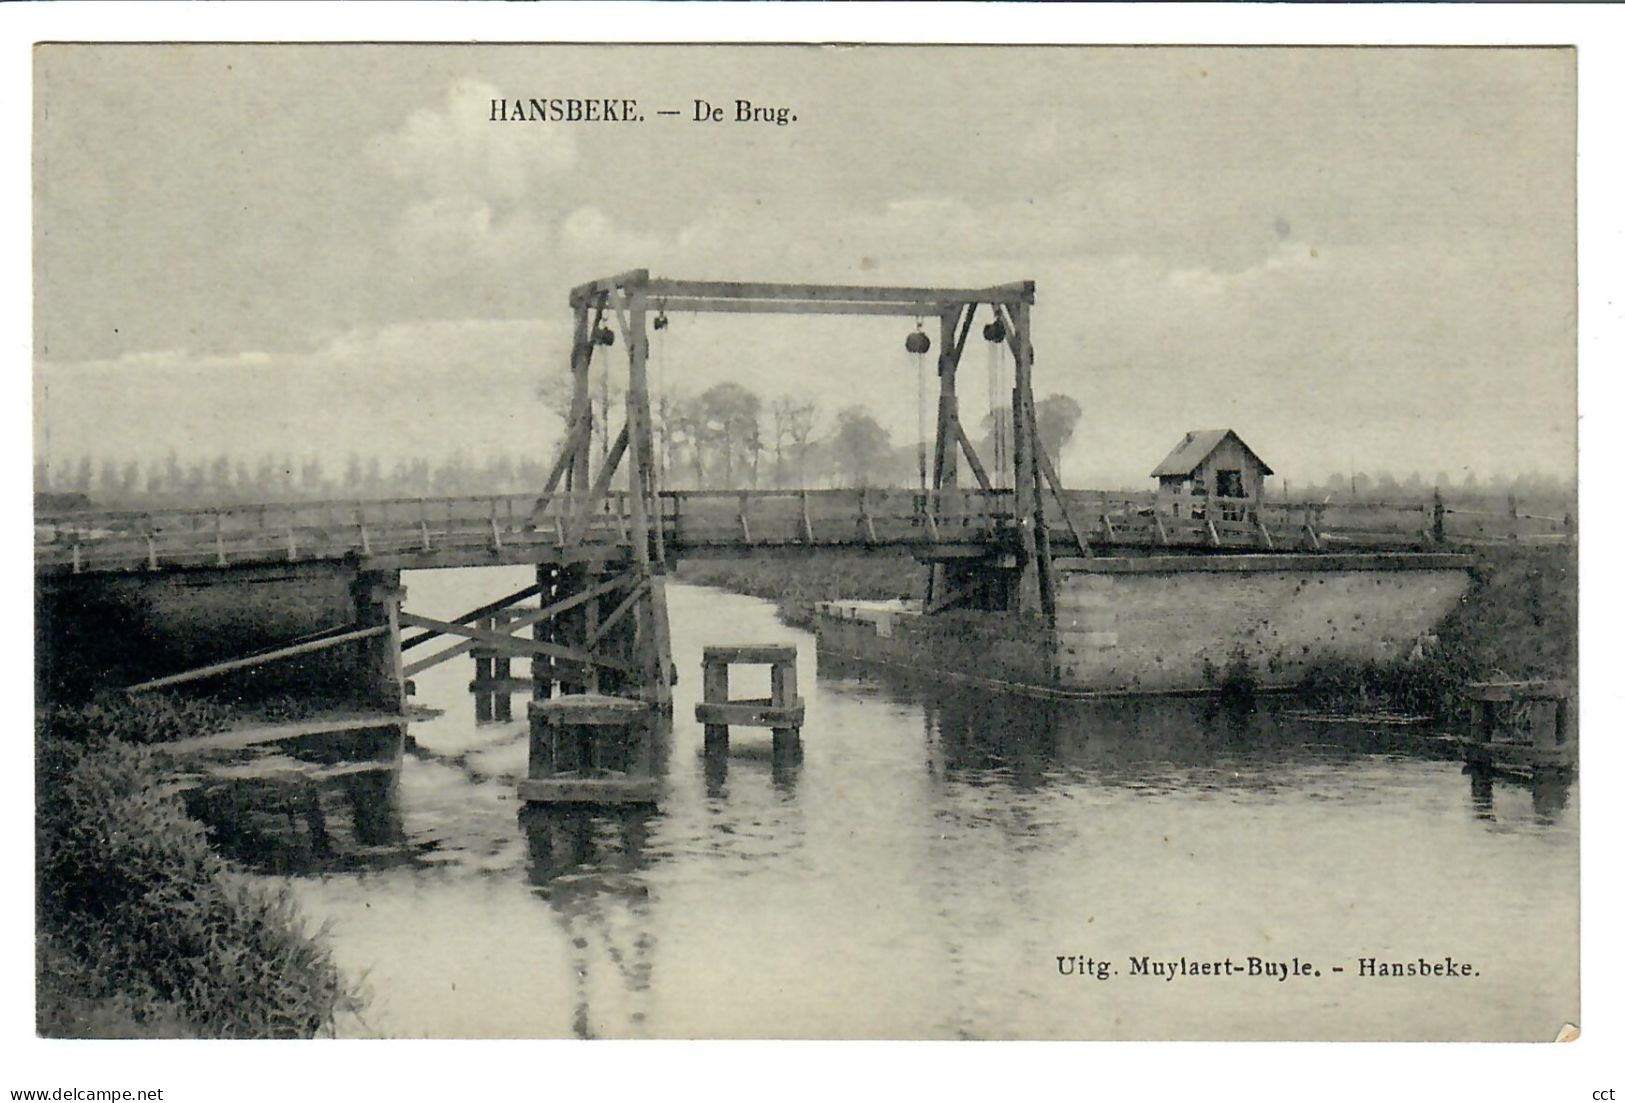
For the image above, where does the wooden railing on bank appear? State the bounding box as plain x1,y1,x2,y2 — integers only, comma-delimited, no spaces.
34,487,1574,575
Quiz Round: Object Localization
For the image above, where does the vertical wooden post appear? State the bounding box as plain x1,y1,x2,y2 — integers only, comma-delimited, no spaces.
583,572,601,695
770,656,801,759
568,303,595,500
647,574,675,712
492,608,513,722
352,569,406,714
1007,300,1049,618
528,705,556,779
930,306,965,607
533,564,556,702
1432,487,1446,545
702,656,729,755
474,614,494,722
625,289,669,706
934,306,962,493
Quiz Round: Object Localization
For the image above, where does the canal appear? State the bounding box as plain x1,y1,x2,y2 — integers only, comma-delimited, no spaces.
197,565,1578,1040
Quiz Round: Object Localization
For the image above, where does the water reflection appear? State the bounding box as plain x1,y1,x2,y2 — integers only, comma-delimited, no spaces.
1466,761,1573,826
701,739,801,797
181,573,1576,1039
182,727,410,874
521,806,658,1039
823,652,1575,823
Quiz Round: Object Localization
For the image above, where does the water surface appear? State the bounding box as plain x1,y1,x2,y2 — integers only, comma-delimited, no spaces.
202,566,1578,1040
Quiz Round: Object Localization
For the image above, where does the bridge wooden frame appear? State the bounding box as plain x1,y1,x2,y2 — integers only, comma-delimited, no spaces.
553,271,1065,627
44,270,1567,733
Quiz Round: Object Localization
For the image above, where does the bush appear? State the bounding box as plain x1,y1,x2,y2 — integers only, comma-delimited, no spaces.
36,722,357,1037
46,692,232,746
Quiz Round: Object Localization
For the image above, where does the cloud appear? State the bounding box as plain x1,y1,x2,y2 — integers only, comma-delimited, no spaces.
558,206,667,268
370,78,577,203
37,318,573,470
370,79,578,280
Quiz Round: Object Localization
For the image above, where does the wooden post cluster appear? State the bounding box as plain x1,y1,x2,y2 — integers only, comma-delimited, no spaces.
520,692,658,805
694,644,806,759
1462,679,1575,774
351,570,407,714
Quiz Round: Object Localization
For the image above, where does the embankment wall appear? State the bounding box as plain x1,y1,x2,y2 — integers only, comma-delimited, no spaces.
37,561,399,704
1056,555,1473,693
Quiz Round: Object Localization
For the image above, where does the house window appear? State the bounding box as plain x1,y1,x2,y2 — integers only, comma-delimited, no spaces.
1216,469,1246,522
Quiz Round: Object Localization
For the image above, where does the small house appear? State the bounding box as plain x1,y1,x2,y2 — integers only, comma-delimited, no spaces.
1151,429,1272,521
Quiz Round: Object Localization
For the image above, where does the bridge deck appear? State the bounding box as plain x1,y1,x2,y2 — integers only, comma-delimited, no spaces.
34,487,1563,577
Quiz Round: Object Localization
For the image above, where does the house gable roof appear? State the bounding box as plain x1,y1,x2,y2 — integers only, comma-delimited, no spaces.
1151,429,1273,478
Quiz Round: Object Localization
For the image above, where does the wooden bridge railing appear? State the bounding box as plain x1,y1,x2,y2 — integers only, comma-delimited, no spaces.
35,487,1574,575
33,488,1022,574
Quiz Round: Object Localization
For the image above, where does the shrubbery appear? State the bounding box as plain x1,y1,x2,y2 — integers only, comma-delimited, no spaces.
36,708,357,1037
46,692,232,746
1298,546,1575,719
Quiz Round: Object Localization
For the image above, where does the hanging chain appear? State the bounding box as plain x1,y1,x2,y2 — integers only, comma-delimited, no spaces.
916,320,928,492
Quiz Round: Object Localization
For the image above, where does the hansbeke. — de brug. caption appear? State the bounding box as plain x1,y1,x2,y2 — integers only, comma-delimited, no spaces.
486,97,797,126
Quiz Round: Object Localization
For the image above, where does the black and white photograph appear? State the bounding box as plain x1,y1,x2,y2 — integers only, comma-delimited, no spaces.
10,12,1617,1097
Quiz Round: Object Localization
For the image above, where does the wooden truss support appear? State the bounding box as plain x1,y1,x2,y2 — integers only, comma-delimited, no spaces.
126,624,389,694
563,422,630,545
925,578,973,615
399,612,635,675
585,579,649,649
400,583,545,652
952,418,995,493
400,571,635,677
1033,438,1091,558
529,415,591,521
932,303,975,493
996,302,1055,621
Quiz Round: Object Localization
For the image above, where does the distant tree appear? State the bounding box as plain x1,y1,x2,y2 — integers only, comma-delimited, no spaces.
831,406,892,488
1034,394,1084,459
343,453,365,494
653,389,677,487
207,455,233,499
163,451,183,495
117,460,140,500
785,400,818,487
300,457,325,497
233,460,254,501
770,399,794,487
695,382,762,489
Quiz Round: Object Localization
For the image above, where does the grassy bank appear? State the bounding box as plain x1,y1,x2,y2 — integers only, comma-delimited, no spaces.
677,552,926,628
676,546,1577,720
1298,545,1576,720
36,700,358,1037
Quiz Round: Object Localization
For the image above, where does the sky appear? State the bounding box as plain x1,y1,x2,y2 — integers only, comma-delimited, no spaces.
32,44,1576,489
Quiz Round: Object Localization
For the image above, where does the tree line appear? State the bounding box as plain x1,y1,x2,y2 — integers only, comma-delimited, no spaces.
35,379,1088,509
32,371,1571,514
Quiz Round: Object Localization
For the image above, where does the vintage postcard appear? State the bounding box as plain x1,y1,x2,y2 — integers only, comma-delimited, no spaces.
25,37,1583,1063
